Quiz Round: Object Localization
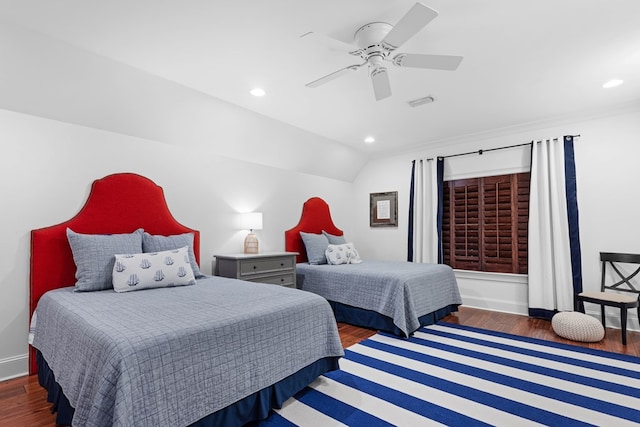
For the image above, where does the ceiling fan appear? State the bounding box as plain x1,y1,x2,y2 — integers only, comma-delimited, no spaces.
303,2,463,101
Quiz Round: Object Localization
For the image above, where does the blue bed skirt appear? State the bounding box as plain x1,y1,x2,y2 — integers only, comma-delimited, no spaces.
36,351,339,426
329,301,460,337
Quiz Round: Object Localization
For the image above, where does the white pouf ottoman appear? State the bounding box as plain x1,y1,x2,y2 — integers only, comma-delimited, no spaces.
551,311,605,342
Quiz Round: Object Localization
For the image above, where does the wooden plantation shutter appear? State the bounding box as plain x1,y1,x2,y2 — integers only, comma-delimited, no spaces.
516,173,530,274
443,172,529,274
443,178,480,270
483,174,518,273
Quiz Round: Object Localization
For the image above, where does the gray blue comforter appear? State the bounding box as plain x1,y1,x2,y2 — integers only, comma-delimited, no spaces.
297,261,462,336
32,276,343,427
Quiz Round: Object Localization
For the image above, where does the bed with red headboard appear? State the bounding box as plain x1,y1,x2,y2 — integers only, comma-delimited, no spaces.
285,197,462,337
284,197,343,264
29,174,342,427
29,173,200,373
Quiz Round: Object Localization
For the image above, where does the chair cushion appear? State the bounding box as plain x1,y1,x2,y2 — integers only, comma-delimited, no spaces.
578,291,638,304
551,311,605,342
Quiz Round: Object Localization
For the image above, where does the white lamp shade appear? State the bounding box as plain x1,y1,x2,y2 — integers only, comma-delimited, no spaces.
238,212,263,231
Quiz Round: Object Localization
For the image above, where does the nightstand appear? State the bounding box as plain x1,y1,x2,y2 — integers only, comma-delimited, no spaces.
213,252,298,288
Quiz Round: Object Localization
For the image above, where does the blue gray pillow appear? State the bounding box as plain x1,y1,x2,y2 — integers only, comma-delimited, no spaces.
322,230,347,245
142,232,204,278
300,232,330,264
67,228,144,292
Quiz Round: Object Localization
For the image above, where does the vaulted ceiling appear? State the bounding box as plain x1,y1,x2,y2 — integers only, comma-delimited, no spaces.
2,0,639,154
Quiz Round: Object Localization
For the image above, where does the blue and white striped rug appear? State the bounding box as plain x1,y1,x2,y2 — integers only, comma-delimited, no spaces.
260,322,640,426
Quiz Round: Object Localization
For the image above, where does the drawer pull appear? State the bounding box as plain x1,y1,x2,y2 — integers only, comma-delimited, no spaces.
253,265,257,270
280,263,284,267
280,278,284,282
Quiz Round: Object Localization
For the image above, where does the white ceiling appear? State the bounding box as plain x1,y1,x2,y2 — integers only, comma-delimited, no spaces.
2,0,640,154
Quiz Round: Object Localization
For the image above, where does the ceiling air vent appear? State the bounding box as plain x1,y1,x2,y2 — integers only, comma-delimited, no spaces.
408,95,435,108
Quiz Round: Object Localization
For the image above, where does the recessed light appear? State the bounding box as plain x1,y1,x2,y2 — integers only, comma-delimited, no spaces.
602,79,623,89
364,136,375,143
408,95,435,107
250,88,266,97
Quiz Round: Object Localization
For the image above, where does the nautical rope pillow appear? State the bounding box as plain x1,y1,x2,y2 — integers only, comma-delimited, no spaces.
112,245,196,292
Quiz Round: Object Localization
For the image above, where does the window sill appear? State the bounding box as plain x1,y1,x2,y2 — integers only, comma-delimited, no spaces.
453,269,528,284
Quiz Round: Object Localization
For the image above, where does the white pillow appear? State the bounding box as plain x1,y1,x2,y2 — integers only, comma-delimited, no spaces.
112,246,196,293
325,242,362,265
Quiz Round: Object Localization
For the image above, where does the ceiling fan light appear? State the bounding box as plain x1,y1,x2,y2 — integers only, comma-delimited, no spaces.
250,88,266,97
302,3,459,101
364,136,375,143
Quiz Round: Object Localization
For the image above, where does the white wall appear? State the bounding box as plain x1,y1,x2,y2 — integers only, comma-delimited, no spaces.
353,108,640,324
0,109,355,380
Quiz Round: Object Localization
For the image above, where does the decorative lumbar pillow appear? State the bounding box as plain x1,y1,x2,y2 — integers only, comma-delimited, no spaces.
325,243,362,265
112,246,196,293
322,230,347,245
551,311,605,342
142,232,204,278
67,228,143,292
300,232,330,264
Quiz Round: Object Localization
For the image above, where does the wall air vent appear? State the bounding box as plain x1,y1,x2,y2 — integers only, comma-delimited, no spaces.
408,95,435,108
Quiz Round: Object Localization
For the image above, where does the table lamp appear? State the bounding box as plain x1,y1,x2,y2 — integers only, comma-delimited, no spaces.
239,212,263,254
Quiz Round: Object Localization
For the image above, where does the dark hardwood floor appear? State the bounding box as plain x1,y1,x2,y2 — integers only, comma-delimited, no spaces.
3,306,639,426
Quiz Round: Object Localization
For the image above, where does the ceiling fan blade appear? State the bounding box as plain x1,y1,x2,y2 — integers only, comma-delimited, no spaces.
393,53,463,70
306,64,363,88
370,67,391,101
300,31,361,56
381,3,439,51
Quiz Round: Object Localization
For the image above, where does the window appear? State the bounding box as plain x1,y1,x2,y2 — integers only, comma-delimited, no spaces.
442,172,530,274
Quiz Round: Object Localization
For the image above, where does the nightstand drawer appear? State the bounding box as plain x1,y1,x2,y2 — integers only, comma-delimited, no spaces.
214,252,298,288
246,273,296,288
239,257,294,276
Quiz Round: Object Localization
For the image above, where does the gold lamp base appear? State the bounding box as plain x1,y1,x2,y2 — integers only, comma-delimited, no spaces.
244,232,259,254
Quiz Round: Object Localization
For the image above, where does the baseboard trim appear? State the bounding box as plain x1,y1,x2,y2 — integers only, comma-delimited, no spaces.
459,301,639,333
0,354,28,381
583,308,639,333
461,296,529,316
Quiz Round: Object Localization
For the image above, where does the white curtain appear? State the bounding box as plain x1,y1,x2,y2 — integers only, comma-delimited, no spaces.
528,138,575,315
410,159,439,263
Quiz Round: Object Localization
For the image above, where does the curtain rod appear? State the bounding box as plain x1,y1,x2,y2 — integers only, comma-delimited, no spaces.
422,134,581,161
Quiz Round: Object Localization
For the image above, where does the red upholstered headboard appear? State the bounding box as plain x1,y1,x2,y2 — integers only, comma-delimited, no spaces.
29,172,200,374
284,197,343,263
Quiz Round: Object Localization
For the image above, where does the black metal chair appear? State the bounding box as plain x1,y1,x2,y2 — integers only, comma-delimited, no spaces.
576,252,640,345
